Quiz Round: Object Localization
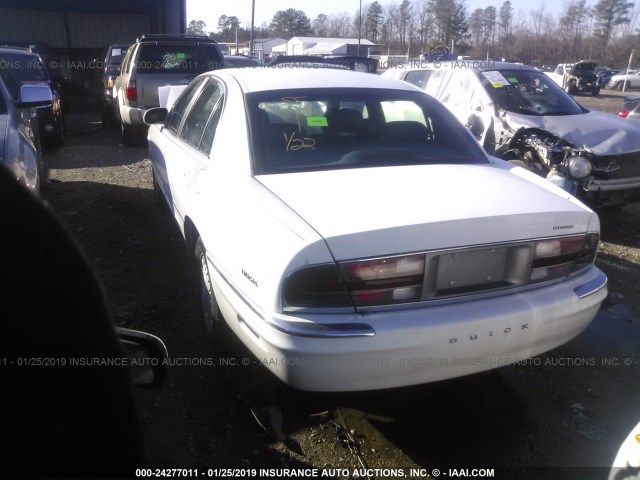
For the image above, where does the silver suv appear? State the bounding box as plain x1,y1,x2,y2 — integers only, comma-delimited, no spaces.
113,34,224,146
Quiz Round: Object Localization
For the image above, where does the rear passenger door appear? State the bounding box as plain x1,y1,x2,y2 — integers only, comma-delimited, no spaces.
162,77,224,221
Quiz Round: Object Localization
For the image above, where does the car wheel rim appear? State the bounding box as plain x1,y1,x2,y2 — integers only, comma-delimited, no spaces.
199,252,216,333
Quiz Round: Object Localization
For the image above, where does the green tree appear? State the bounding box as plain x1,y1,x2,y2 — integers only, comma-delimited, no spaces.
560,0,589,58
269,9,312,39
469,8,484,47
593,0,634,47
427,0,468,49
187,19,207,36
482,6,497,48
217,15,241,42
399,0,413,46
312,14,330,37
366,1,384,42
415,1,433,49
499,1,513,41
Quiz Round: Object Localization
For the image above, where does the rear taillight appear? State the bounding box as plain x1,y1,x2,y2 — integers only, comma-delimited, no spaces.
618,110,629,118
283,234,599,309
283,265,351,308
126,80,137,101
105,77,114,89
530,233,598,283
341,254,425,307
283,255,426,308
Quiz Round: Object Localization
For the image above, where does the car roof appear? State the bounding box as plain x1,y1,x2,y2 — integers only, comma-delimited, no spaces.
136,34,218,44
209,67,420,93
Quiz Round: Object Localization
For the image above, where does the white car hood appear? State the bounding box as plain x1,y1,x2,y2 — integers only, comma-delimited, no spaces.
256,164,594,261
506,110,640,156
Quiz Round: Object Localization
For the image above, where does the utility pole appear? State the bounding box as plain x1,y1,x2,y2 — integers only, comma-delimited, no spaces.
249,0,255,58
623,50,634,92
358,0,362,55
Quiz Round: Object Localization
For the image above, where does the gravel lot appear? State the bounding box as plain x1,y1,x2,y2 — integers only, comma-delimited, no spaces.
40,88,640,480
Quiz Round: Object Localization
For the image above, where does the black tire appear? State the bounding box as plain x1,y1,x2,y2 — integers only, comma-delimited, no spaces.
617,82,625,92
50,115,65,147
121,122,139,147
592,87,600,97
195,237,222,336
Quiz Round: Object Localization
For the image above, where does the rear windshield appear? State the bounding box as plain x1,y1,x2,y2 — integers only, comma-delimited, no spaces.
137,44,223,73
247,88,488,175
107,46,128,65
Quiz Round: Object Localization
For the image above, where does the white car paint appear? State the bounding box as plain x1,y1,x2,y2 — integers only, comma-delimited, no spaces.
148,68,607,391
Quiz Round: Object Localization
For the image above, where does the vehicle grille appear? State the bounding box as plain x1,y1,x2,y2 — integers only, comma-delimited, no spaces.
592,152,640,180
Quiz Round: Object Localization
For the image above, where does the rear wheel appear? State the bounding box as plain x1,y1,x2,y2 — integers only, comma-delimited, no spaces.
195,237,222,336
617,82,625,91
592,87,600,97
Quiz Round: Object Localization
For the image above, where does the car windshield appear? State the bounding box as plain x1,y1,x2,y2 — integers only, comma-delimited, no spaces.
480,69,585,116
138,44,223,73
0,53,48,82
247,88,488,175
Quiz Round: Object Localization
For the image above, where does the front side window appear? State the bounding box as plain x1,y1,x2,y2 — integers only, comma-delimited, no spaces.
165,77,206,135
0,86,7,113
180,79,223,151
248,88,487,175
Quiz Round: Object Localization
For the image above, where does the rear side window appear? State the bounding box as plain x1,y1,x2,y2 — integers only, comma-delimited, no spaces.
137,44,223,74
121,48,134,74
405,70,431,90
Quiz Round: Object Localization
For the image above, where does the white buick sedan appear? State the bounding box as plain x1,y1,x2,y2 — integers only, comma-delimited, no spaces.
145,68,607,392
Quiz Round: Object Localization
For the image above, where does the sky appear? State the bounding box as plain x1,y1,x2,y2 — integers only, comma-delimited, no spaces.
186,0,564,34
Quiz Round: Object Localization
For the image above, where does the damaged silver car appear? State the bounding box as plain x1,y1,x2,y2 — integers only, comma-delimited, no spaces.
384,61,640,206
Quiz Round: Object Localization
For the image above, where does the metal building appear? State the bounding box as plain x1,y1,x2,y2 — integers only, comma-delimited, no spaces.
0,0,186,84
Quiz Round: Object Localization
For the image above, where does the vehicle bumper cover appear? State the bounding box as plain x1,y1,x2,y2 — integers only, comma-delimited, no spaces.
212,262,607,391
585,176,640,191
120,104,147,125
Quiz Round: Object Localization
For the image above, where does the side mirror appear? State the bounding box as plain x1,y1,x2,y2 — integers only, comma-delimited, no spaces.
144,107,168,125
117,327,168,388
18,85,53,107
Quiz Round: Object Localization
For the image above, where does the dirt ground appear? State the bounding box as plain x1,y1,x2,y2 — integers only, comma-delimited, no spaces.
40,89,640,480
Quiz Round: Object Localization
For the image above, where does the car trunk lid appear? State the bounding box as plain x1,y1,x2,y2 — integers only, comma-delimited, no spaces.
256,164,593,261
